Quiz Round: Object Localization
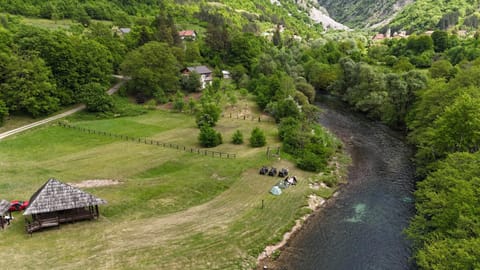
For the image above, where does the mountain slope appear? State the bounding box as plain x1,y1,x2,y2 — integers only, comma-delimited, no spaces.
317,0,480,32
316,0,407,28
388,0,480,32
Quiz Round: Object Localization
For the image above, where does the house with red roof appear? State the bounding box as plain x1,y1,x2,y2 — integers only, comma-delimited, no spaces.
179,30,197,41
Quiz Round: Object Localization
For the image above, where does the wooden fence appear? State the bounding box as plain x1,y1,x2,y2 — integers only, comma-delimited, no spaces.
221,113,275,123
57,122,236,159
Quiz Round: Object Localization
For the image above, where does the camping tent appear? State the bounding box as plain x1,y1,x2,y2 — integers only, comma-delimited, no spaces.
270,186,282,196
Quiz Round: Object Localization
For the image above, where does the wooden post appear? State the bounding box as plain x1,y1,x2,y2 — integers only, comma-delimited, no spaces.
261,200,264,209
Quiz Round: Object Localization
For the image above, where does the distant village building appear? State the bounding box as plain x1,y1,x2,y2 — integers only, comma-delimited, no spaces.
394,30,408,38
178,30,197,40
119,28,131,34
181,66,213,89
457,30,467,37
23,178,107,234
372,33,386,41
222,70,231,79
292,34,303,42
373,30,409,41
112,27,131,37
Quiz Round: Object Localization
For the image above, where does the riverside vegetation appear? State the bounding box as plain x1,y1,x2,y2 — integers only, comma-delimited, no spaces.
1,0,480,269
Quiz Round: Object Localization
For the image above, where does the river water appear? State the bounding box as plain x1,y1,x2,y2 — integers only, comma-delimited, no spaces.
272,97,416,270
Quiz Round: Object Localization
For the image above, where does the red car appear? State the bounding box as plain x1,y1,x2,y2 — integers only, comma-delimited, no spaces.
9,200,29,211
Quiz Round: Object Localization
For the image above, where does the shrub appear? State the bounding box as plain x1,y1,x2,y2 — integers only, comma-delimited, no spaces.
188,98,197,114
278,117,301,141
250,127,266,147
172,92,185,112
297,150,326,172
231,130,243,144
144,99,157,110
195,102,221,127
198,126,222,147
0,99,7,126
79,82,114,113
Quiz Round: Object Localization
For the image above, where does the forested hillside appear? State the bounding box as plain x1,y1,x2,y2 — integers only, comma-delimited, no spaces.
389,0,480,33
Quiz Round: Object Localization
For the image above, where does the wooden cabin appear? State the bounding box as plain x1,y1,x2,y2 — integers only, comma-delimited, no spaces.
0,200,12,229
23,178,107,234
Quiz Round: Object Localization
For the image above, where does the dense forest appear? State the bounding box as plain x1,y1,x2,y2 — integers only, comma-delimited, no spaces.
1,0,479,268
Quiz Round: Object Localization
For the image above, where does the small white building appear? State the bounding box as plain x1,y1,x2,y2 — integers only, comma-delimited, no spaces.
222,70,231,79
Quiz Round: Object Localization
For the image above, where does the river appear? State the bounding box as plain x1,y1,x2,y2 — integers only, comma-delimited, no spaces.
271,97,416,270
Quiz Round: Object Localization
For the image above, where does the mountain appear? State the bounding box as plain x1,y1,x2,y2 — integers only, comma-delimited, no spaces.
316,0,408,28
316,0,480,33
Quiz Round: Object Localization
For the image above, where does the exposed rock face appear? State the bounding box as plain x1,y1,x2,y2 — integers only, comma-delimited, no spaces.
294,0,350,30
315,0,411,28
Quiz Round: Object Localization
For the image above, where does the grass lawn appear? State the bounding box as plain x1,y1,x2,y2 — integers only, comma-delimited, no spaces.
0,12,113,31
0,101,345,269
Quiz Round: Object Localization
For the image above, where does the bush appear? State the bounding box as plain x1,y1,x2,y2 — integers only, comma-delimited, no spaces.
278,117,301,141
172,91,185,112
0,99,8,126
144,99,157,110
250,127,266,147
198,126,222,147
297,150,326,172
231,130,243,144
79,82,114,113
195,103,221,127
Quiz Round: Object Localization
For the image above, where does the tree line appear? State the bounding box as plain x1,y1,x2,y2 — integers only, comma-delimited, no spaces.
298,30,480,269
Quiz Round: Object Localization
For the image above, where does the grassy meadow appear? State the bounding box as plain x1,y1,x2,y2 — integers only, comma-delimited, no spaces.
0,99,344,269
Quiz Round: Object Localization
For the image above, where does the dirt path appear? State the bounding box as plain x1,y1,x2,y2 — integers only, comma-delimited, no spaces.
0,79,126,141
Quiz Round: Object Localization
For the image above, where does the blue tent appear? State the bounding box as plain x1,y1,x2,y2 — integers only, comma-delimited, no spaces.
270,186,282,196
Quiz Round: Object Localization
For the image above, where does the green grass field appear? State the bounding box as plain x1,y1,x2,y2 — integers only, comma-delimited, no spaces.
0,101,346,269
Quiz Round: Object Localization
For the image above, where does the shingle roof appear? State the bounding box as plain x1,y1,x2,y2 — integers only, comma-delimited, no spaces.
0,200,9,216
24,178,107,215
187,65,212,75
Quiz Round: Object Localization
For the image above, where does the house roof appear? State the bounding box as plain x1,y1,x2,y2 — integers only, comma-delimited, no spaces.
0,200,9,216
119,28,131,34
187,66,212,74
179,30,196,37
24,178,107,215
373,33,385,40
